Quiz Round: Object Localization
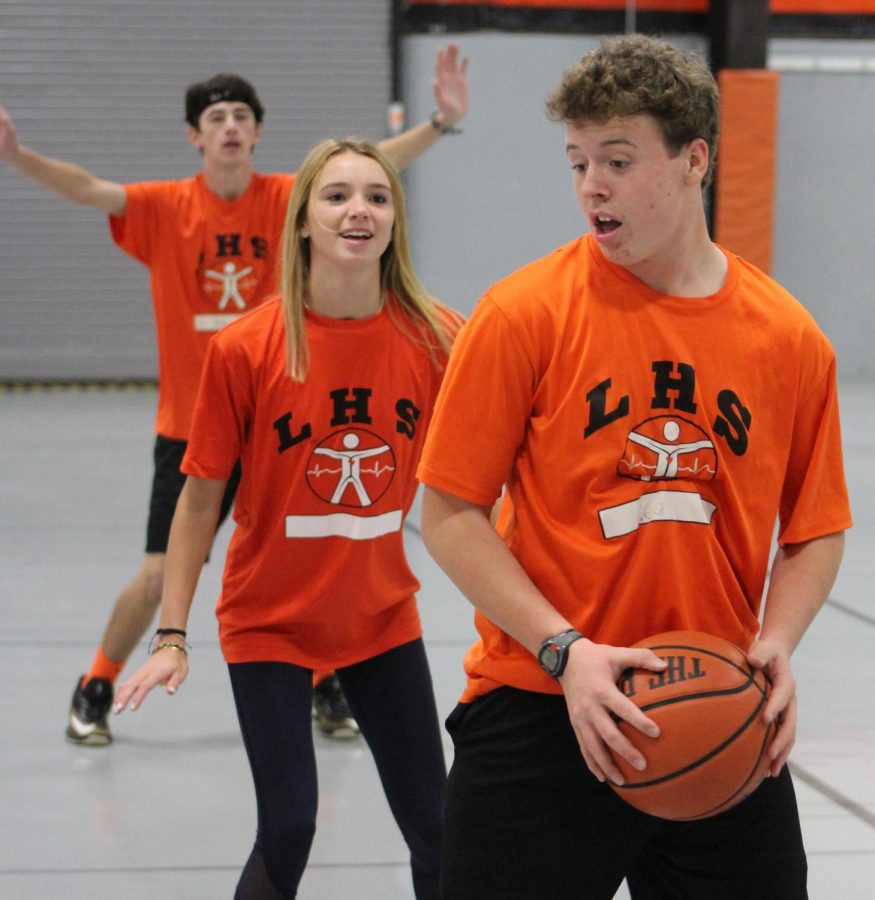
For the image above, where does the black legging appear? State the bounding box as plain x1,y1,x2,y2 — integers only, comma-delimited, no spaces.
229,638,446,899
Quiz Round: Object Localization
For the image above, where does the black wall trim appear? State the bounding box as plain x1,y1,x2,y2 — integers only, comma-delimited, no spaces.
771,14,875,39
401,6,875,41
401,8,704,36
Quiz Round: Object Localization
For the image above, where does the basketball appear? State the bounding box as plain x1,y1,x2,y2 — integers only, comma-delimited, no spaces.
608,630,774,821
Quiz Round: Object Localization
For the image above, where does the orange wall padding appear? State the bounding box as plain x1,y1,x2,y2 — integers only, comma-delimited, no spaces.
714,70,779,275
407,0,875,12
772,1,875,11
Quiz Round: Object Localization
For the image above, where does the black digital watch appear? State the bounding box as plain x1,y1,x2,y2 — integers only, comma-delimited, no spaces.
538,629,584,678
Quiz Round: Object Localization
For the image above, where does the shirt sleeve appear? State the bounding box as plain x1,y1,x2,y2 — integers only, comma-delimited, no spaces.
108,181,168,266
182,330,253,480
417,292,536,507
777,354,852,545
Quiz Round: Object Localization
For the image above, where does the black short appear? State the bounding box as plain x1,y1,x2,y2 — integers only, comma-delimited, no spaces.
145,435,241,553
441,686,807,900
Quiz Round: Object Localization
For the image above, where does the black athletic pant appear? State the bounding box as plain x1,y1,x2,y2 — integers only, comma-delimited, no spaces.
228,638,446,899
441,686,808,900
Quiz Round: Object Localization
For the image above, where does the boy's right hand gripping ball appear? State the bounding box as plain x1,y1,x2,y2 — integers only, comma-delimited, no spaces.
609,630,774,821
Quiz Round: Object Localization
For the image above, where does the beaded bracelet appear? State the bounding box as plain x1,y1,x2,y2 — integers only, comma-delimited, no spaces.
148,628,191,656
151,642,188,658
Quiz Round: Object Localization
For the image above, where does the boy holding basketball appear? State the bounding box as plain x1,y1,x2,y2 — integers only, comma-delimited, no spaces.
419,34,850,899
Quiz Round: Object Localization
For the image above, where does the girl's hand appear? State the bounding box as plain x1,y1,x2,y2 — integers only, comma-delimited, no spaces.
113,646,189,713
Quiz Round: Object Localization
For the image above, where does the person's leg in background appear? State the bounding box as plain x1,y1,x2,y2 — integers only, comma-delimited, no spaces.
65,552,166,745
312,668,359,740
65,437,239,745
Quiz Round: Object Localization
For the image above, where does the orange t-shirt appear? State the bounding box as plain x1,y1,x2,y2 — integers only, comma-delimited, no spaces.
110,171,296,439
183,296,462,668
417,234,852,702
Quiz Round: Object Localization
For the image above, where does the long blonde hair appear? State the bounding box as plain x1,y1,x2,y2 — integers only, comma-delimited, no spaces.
280,137,456,381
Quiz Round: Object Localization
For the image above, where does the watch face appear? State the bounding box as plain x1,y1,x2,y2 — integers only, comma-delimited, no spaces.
540,644,560,675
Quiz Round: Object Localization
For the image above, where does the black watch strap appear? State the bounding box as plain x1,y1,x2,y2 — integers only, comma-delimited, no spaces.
429,111,462,135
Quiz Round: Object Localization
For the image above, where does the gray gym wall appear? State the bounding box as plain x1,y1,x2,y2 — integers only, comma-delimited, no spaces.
0,0,394,381
2,10,873,382
402,32,875,383
769,39,875,383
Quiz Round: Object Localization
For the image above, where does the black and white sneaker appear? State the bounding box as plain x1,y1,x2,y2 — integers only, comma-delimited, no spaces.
65,676,113,746
313,675,360,741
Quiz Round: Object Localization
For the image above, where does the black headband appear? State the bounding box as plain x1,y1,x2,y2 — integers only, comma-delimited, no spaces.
185,75,264,127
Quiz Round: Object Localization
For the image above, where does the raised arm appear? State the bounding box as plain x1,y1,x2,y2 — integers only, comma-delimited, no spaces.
0,105,127,216
377,42,469,171
113,475,227,713
421,485,667,784
747,530,845,775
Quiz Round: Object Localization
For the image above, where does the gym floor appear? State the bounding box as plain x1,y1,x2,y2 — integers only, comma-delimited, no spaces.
2,383,873,899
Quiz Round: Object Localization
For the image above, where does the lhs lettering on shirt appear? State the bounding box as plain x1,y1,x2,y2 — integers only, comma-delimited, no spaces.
584,360,751,456
272,387,422,454
194,232,270,333
272,388,421,542
213,233,269,259
583,361,752,539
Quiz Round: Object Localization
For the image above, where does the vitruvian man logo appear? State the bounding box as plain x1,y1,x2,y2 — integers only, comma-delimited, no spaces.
618,416,717,483
306,428,396,508
202,260,257,310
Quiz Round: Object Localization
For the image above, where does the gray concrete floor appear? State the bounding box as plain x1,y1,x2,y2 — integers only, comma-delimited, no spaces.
1,384,873,898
